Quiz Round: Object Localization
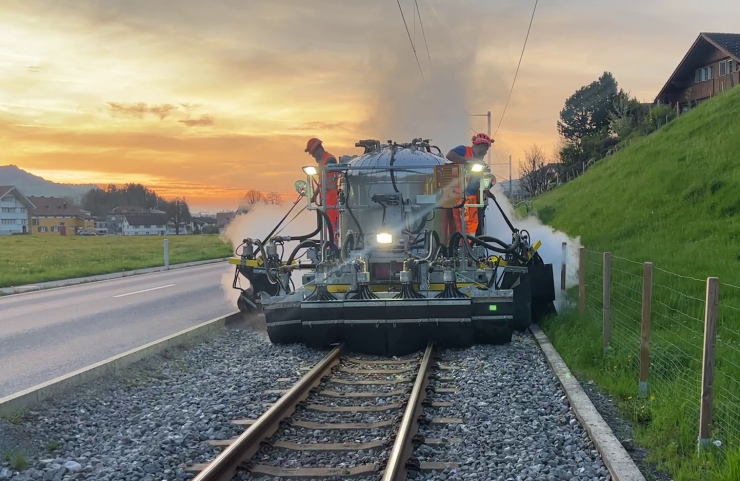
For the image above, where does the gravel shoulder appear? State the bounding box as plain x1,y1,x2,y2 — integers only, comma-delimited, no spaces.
0,324,326,481
577,380,673,481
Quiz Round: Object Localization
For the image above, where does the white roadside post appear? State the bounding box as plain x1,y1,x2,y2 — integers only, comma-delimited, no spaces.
164,239,170,270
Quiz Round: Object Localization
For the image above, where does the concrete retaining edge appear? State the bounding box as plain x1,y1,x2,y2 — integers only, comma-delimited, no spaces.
530,324,647,481
0,311,243,418
0,257,230,296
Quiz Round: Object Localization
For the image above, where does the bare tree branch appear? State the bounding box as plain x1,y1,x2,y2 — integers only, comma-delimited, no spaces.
519,144,556,196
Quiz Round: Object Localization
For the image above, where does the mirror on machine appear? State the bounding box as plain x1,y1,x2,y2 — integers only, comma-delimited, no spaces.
294,180,308,197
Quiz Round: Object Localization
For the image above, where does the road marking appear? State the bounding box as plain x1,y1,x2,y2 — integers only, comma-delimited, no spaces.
113,284,176,298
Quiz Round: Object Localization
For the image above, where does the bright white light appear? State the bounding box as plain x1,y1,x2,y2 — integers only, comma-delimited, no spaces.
302,166,318,176
471,163,484,172
376,232,392,244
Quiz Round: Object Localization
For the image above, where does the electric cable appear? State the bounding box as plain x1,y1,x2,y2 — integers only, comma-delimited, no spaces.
493,0,538,137
396,0,425,83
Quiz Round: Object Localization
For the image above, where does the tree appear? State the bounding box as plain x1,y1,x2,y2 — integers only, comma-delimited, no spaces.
519,144,555,197
238,189,265,213
265,192,283,205
557,72,619,144
166,197,191,234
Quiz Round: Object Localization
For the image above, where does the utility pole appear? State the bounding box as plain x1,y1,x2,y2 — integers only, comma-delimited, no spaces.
470,111,492,168
509,155,512,198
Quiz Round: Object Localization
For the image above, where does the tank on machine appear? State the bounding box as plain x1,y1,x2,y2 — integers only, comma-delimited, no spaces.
229,138,556,356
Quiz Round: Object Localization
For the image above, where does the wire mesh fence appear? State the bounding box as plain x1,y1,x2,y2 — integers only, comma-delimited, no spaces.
560,242,738,458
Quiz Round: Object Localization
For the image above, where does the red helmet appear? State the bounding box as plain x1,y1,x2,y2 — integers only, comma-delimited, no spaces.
472,133,492,145
305,138,323,155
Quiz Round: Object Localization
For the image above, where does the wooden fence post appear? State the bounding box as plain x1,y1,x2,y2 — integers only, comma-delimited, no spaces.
561,242,567,292
639,262,653,398
603,252,612,353
579,246,586,316
698,277,720,453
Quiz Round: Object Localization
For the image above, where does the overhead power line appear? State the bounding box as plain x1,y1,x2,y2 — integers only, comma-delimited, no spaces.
493,0,538,137
415,0,431,64
396,0,425,83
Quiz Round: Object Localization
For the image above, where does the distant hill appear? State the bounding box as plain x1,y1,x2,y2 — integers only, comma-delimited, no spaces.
0,165,97,201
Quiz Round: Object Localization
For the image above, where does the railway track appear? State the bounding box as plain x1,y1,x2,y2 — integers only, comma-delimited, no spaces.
185,342,464,480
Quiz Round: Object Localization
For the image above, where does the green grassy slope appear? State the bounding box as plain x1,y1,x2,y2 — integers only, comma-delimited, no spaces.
533,87,740,481
535,86,740,280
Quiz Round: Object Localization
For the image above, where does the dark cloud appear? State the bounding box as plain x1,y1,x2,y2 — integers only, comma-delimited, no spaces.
178,115,215,127
108,102,178,120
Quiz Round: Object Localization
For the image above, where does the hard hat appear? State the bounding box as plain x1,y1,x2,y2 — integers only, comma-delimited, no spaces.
305,138,323,154
472,133,492,145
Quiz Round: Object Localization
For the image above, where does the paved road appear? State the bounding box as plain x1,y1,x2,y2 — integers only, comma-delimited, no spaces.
0,263,237,398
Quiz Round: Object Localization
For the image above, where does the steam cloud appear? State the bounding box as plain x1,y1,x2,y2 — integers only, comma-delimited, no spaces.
484,184,582,313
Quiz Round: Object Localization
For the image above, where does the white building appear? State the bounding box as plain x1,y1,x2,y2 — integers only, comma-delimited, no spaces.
122,213,168,236
0,186,34,235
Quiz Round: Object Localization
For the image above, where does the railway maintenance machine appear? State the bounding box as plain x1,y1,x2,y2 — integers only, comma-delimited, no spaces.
229,138,556,356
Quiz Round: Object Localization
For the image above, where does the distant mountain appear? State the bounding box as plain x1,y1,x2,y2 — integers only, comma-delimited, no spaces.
0,165,98,201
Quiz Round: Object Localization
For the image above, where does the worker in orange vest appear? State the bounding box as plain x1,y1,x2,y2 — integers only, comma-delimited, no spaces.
305,137,340,234
446,133,494,235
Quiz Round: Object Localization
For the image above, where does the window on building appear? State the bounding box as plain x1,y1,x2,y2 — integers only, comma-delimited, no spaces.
52,226,60,232
720,60,727,76
38,226,47,232
1,196,13,202
32,218,39,226
60,221,65,226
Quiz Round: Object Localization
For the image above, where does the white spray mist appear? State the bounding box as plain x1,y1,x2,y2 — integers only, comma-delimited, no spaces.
483,184,582,313
218,202,319,309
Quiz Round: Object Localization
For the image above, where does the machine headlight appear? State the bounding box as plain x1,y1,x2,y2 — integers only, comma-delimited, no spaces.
376,233,393,244
471,163,485,173
302,166,318,176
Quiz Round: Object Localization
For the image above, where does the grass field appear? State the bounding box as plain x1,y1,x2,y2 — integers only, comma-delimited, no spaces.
0,235,233,288
534,86,740,481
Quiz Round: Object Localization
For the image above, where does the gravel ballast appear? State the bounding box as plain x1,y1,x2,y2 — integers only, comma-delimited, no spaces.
413,331,614,481
0,325,326,481
1,326,629,481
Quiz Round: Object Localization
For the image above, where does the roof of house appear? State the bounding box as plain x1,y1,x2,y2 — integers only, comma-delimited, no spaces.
216,212,236,227
27,196,92,218
193,216,217,224
656,32,740,102
109,206,165,214
0,185,36,209
123,213,169,226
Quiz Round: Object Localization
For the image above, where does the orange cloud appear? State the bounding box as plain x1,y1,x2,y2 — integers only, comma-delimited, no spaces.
1,0,739,211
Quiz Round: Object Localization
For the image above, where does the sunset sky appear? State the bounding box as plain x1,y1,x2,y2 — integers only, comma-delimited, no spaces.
1,0,739,211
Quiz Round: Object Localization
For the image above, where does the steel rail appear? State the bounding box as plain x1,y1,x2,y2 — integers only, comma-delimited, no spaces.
382,341,434,481
192,344,344,481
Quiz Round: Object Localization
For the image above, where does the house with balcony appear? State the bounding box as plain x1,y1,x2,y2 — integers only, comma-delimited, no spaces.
655,32,740,111
27,196,95,235
0,185,33,235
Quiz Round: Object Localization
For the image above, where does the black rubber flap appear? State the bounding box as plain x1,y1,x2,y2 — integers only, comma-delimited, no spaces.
301,300,343,348
427,299,472,348
500,268,532,331
264,300,302,344
386,300,428,356
528,263,558,323
343,300,388,356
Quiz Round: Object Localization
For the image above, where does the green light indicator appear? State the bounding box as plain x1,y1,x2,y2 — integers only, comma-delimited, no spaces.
489,304,497,311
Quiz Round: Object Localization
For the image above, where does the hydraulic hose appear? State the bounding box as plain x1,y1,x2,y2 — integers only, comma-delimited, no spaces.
389,144,401,194
286,240,320,265
473,234,522,254
341,230,355,262
290,211,322,242
342,174,364,238
448,231,484,263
